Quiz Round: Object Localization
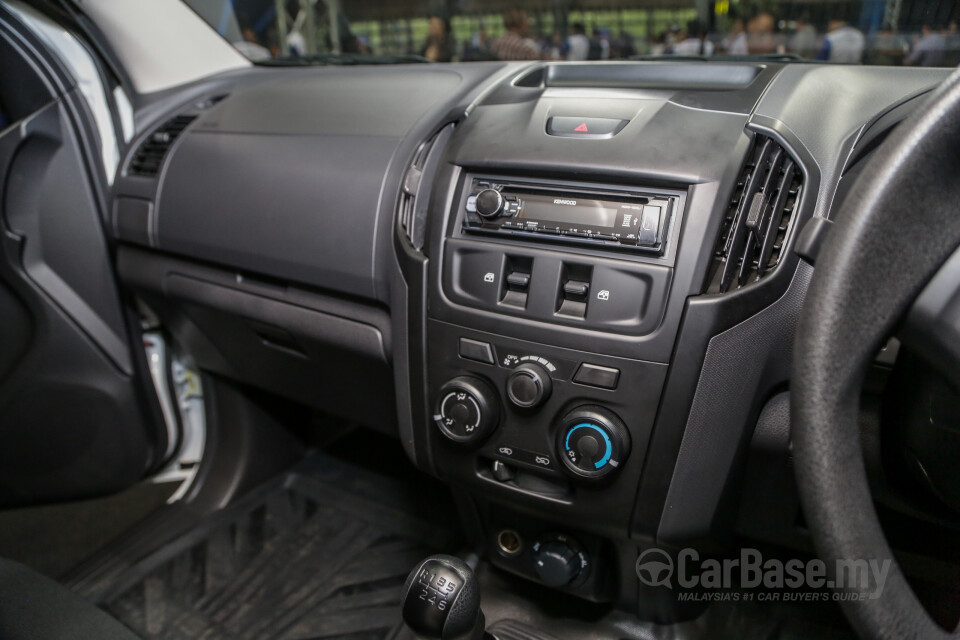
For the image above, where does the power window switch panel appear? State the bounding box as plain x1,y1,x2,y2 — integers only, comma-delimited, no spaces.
573,363,620,389
459,338,495,365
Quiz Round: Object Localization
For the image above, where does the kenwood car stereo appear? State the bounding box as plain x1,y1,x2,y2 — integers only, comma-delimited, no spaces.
461,177,675,254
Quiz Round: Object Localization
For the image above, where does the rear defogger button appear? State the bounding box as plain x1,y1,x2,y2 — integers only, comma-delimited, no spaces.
573,363,620,390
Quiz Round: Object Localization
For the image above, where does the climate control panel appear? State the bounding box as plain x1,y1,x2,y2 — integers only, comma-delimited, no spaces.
434,375,632,483
424,320,666,535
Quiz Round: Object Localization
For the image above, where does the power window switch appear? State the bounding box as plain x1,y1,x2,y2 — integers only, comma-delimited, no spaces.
563,280,590,299
506,272,531,289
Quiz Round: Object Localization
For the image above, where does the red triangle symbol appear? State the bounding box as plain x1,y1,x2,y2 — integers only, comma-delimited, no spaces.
574,122,589,132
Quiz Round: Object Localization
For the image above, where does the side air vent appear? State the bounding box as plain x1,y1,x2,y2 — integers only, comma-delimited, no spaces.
128,114,198,177
708,133,804,293
398,123,456,250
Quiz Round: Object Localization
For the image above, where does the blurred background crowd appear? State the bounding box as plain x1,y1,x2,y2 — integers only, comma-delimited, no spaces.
190,0,960,67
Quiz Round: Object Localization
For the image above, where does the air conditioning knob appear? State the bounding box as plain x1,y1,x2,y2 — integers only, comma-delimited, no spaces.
505,362,552,410
434,376,499,446
556,406,630,480
474,189,505,218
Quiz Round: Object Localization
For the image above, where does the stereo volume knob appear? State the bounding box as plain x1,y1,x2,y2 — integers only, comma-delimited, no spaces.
475,189,505,218
434,376,499,446
557,406,630,480
505,362,552,410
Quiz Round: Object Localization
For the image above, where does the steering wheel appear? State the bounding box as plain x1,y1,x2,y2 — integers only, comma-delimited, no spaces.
792,68,960,639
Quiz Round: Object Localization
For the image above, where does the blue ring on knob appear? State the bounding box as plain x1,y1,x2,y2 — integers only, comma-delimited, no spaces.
564,423,613,469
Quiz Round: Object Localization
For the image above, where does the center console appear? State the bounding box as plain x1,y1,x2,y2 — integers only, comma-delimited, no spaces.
397,62,786,613
423,170,684,601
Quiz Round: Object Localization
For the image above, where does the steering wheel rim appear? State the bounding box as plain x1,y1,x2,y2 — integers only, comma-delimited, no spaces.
792,69,960,640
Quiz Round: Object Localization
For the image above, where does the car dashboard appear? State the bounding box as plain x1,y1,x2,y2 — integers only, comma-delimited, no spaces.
109,60,952,617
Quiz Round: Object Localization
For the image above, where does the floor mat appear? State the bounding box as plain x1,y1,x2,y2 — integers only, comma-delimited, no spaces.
0,480,177,579
69,453,459,640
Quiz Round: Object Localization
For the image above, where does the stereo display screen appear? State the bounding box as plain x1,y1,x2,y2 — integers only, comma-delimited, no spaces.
511,191,645,235
517,193,618,228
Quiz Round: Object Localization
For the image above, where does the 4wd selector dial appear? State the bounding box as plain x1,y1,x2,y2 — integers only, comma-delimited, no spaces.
532,534,590,589
434,376,499,445
557,406,630,480
505,362,553,410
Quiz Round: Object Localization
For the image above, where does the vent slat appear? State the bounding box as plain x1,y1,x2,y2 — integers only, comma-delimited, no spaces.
720,139,775,292
397,124,454,251
757,160,798,277
128,114,198,177
710,134,803,294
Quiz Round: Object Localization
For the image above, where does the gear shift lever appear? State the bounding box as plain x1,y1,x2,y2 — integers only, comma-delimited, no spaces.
401,555,488,640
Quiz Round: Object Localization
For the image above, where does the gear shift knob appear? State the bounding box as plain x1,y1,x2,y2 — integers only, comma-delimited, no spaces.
401,555,484,640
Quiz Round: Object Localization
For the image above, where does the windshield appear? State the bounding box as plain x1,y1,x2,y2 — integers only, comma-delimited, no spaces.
184,0,959,67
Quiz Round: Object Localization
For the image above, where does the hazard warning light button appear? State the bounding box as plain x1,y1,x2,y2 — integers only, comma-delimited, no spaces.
546,117,629,139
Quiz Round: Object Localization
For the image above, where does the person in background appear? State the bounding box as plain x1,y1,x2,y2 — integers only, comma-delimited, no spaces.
789,16,819,58
868,24,909,65
462,26,494,61
589,28,610,60
722,18,748,55
567,22,590,61
817,19,865,63
672,20,714,56
614,31,637,58
945,22,960,66
489,9,541,61
747,12,778,54
421,15,455,62
233,26,271,61
545,32,567,60
904,24,946,66
648,31,669,56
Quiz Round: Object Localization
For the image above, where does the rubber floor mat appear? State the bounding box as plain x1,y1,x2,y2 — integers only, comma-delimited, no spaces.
75,454,459,640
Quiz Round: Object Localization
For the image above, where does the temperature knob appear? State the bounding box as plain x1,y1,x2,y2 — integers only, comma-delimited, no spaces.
434,376,499,446
557,406,630,480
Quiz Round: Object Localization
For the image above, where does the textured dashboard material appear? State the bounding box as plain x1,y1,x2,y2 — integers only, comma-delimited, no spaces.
658,262,813,542
152,66,498,300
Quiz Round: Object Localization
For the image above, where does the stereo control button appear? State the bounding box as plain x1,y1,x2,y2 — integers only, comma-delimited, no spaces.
638,206,662,246
476,189,505,218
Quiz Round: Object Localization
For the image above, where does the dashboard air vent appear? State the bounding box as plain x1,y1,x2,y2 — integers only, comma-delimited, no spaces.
398,123,455,250
708,134,803,293
128,114,198,177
